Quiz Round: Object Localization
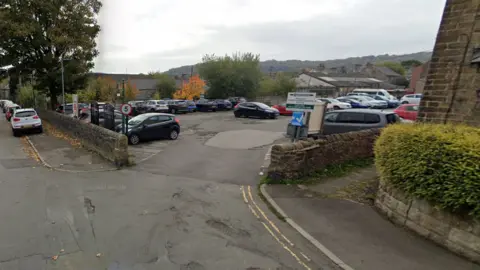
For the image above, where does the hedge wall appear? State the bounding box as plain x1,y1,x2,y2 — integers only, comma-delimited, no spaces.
374,123,480,219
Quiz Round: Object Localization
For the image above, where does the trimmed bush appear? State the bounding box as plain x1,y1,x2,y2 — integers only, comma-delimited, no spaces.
375,123,480,219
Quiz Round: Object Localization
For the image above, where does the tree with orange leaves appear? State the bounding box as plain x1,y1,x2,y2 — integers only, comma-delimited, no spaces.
173,74,205,100
125,79,140,101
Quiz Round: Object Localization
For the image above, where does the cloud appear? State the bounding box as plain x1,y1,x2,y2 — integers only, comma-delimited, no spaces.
94,0,446,73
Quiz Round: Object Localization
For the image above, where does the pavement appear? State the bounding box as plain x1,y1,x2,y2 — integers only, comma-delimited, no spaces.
0,110,342,269
263,167,480,270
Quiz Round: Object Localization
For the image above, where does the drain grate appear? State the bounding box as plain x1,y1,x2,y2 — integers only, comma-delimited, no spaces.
0,158,38,169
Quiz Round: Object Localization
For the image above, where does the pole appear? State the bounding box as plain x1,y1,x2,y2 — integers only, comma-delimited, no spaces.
31,73,35,108
121,79,125,134
61,59,65,113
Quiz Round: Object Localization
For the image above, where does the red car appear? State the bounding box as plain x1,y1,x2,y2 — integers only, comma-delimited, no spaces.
272,103,293,116
394,104,419,121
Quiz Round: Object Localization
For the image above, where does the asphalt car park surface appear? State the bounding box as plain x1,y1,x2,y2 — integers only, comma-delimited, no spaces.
130,111,291,186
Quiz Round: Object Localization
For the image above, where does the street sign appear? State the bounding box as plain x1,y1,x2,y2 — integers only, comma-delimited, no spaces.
72,94,78,118
120,103,132,115
286,92,316,112
291,111,304,126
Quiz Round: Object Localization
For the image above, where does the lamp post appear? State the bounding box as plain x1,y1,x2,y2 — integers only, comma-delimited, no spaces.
61,58,65,113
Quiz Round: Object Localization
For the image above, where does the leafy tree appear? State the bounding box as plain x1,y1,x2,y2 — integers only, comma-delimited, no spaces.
376,61,406,76
198,52,262,99
173,74,205,100
401,60,423,69
258,73,296,97
0,0,102,108
125,79,139,101
152,73,176,98
94,77,117,102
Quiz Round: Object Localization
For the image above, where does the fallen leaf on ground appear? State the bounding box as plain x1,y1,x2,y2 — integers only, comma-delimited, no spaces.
96,253,102,257
52,255,58,261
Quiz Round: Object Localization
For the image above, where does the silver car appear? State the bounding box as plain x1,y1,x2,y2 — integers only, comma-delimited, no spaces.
322,109,400,135
349,96,388,109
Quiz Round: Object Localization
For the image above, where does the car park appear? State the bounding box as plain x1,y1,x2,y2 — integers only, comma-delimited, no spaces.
195,99,218,112
394,104,419,121
316,98,351,110
272,103,293,116
10,108,43,136
400,94,422,104
115,113,180,145
322,109,401,135
167,100,189,114
234,102,279,119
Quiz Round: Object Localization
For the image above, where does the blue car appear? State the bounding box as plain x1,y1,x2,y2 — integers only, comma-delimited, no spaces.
371,95,399,108
186,100,197,112
337,97,369,108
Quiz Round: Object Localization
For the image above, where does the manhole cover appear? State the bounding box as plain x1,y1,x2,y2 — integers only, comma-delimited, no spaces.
0,158,38,169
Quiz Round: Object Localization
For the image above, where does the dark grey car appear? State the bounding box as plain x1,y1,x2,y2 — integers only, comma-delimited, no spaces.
322,109,401,135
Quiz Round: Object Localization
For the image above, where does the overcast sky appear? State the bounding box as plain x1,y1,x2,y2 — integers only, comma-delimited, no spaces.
95,0,446,74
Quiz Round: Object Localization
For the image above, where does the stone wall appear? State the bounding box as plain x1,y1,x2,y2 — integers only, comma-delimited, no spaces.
376,183,480,263
37,109,129,167
267,129,380,181
418,0,480,126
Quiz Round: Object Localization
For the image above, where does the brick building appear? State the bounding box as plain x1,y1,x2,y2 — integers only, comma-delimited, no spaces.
418,0,480,126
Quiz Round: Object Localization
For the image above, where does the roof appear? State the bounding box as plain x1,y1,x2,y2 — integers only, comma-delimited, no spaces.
374,66,402,77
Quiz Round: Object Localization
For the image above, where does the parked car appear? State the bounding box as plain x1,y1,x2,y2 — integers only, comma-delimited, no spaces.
2,100,13,113
316,98,351,110
272,103,293,116
394,104,419,121
6,104,21,121
195,99,218,112
56,103,89,115
370,95,400,108
167,100,189,114
115,113,180,145
348,96,388,109
336,97,369,108
145,100,169,112
186,100,197,112
10,108,42,136
214,99,233,110
400,94,422,104
322,109,401,135
228,97,247,107
234,102,279,119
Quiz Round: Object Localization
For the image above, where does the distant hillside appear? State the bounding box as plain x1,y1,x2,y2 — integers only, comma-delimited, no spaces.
165,51,432,75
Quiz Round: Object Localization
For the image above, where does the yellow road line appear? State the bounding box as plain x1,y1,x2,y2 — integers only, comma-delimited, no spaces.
247,185,294,247
240,186,249,203
261,221,311,270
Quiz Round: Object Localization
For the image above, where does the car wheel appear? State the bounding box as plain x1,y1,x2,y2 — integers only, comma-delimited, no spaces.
37,127,43,133
212,109,217,112
128,134,140,145
169,129,179,140
333,106,340,110
171,108,176,114
12,129,19,137
150,108,155,112
234,113,240,118
402,101,408,104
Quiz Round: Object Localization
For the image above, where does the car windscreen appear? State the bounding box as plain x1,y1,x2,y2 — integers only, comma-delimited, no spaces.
15,111,36,117
128,115,149,125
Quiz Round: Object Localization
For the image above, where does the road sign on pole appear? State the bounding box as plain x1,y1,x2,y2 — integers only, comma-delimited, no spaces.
286,92,316,112
120,103,132,116
291,111,304,126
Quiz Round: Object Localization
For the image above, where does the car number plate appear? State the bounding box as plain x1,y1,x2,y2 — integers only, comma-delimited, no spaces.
23,124,32,128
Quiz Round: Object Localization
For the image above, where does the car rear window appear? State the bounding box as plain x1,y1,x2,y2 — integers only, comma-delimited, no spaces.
16,111,36,117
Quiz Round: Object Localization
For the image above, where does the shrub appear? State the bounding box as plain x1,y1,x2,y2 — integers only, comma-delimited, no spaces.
375,123,480,219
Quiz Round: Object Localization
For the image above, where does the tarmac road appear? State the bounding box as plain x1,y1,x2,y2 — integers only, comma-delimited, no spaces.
0,111,340,269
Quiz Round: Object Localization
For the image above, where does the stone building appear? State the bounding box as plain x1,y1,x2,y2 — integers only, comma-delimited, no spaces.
418,0,480,126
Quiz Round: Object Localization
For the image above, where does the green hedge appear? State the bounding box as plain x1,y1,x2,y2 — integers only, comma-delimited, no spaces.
375,123,480,219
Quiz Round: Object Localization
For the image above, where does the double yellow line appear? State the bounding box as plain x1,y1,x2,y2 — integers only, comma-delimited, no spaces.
240,185,311,270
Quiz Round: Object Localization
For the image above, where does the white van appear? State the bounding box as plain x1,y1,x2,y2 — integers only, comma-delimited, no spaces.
351,89,397,100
